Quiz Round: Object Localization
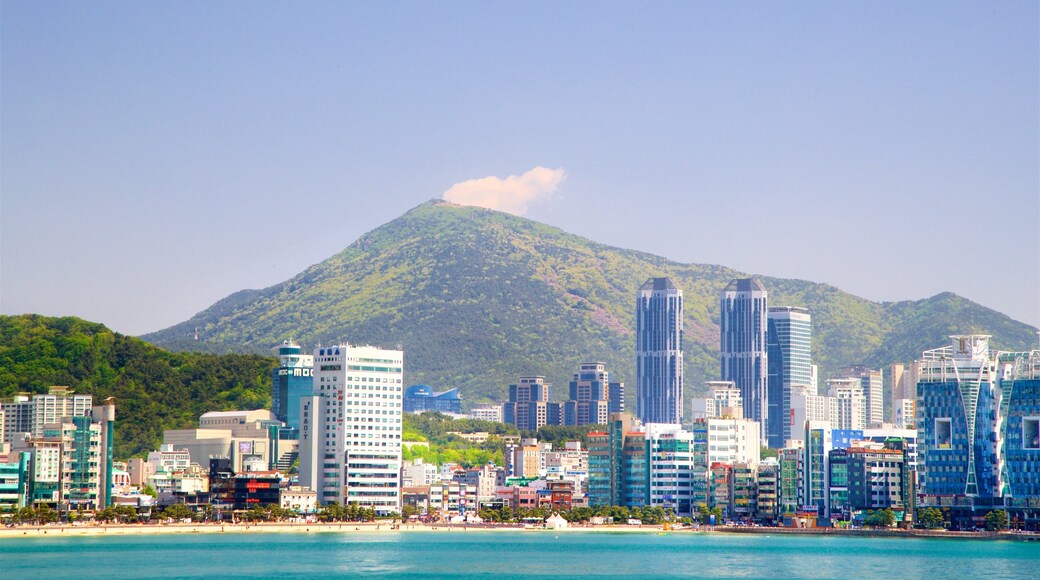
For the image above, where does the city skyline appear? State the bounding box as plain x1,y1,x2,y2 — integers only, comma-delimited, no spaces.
2,3,1037,335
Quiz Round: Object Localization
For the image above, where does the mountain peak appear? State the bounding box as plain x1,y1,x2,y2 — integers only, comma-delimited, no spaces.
141,203,1038,406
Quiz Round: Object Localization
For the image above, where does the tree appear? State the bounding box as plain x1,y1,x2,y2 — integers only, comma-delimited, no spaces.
863,509,895,528
162,503,194,521
141,485,158,498
916,507,944,529
984,510,1008,531
697,503,724,525
401,504,420,519
36,505,59,524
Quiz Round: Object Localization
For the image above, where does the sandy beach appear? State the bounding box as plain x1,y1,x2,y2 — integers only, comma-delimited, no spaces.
3,521,1036,541
0,521,676,539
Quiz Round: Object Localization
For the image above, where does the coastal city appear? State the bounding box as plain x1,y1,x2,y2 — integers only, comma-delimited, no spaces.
3,3,1037,577
2,277,1037,535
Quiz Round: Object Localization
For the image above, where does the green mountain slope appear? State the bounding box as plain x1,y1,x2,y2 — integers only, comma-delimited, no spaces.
142,200,1038,408
0,315,276,459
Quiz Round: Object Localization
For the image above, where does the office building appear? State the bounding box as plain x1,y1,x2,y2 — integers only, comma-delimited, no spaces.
503,376,560,431
766,306,812,448
803,421,832,516
720,278,768,443
636,277,684,424
270,341,314,432
917,336,1040,527
645,423,697,516
563,362,616,426
299,344,404,515
403,385,462,414
588,412,638,507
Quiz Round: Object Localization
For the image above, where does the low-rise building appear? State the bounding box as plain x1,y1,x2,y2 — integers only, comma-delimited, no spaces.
280,485,318,514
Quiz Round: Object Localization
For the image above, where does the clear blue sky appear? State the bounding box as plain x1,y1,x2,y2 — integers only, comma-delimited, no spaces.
2,1,1037,335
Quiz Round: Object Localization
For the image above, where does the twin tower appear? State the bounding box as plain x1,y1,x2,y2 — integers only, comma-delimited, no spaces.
637,276,787,445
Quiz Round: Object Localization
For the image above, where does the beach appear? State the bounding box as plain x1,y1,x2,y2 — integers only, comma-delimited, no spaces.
3,521,1035,541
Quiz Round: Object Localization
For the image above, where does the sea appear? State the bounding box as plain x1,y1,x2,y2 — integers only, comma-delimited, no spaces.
2,530,1035,579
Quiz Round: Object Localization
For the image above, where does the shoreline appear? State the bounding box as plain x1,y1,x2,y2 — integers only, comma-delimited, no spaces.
2,521,1036,541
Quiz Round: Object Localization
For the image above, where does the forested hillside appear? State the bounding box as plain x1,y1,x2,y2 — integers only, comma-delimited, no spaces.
0,315,276,459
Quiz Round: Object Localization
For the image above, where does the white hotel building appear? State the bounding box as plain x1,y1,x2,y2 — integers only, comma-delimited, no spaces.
299,344,404,515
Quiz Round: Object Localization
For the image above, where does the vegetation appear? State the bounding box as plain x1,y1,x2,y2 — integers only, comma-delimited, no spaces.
316,501,378,522
402,412,601,468
10,505,59,525
916,507,945,529
477,504,675,525
95,505,142,523
402,412,520,467
984,509,1009,531
696,503,724,525
0,314,276,459
863,508,896,528
142,200,1038,411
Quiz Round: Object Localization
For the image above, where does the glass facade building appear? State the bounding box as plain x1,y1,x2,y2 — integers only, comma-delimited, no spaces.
766,306,812,448
636,277,684,424
403,385,462,414
917,336,1040,529
271,341,314,432
720,278,768,444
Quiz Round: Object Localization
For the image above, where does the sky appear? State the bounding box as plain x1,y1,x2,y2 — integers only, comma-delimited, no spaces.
2,1,1038,336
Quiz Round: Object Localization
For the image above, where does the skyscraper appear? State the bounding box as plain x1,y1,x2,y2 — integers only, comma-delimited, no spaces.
300,343,403,514
636,277,684,424
720,278,768,443
766,306,812,448
271,341,314,432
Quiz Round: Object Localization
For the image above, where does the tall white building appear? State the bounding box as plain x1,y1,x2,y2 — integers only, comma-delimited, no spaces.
789,385,829,446
836,367,883,428
827,378,866,430
470,405,503,423
302,344,404,515
691,381,744,419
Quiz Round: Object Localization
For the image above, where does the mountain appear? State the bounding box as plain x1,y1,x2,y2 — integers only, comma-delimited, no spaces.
142,200,1038,408
0,314,276,458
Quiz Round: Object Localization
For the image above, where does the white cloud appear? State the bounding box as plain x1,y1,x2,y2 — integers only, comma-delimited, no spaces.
442,166,565,215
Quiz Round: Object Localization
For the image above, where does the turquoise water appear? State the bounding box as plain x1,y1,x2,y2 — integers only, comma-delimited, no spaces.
1,531,1036,579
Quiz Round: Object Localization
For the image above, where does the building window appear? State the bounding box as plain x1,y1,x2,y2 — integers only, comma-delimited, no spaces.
1024,418,1040,450
935,418,952,449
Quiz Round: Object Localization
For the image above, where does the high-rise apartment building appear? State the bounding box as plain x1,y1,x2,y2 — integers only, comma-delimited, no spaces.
470,404,503,423
789,384,829,446
766,307,812,448
836,367,883,428
827,378,867,431
563,362,618,426
691,381,743,419
33,387,94,437
502,376,560,431
300,344,403,515
636,277,683,424
271,341,314,432
720,278,768,443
